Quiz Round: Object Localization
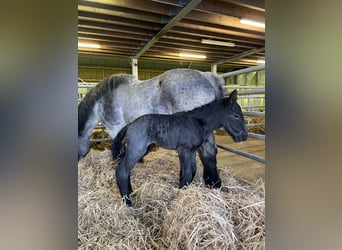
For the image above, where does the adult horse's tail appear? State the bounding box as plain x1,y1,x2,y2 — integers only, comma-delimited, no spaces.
78,74,135,160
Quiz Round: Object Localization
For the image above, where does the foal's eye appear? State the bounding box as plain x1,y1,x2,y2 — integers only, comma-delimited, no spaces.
233,114,240,120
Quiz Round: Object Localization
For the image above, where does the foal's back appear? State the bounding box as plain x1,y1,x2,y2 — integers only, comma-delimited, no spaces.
127,114,205,150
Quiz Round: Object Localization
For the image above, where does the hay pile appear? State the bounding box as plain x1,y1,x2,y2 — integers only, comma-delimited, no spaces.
247,117,265,135
78,149,265,249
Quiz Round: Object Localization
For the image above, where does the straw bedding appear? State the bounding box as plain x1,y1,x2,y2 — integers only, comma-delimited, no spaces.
78,148,265,249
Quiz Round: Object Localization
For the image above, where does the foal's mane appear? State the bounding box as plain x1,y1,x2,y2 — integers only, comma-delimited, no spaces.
187,97,229,116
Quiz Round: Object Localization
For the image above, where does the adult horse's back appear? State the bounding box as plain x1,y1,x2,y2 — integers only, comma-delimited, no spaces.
78,69,224,184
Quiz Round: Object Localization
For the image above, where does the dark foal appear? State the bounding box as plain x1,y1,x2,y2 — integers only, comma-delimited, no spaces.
114,90,248,205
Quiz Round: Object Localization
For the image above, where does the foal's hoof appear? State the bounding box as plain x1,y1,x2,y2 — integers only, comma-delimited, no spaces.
122,195,132,206
205,179,222,189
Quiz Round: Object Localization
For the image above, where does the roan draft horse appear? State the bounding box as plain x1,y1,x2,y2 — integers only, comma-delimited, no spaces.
114,90,248,206
78,69,224,179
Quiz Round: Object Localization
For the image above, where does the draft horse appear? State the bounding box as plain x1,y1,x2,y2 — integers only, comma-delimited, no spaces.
114,90,248,205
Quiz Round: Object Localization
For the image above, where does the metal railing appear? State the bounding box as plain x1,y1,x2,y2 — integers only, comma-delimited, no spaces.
219,66,265,163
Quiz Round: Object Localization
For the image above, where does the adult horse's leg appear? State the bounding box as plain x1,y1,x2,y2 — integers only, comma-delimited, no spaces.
78,118,100,160
197,133,222,188
177,147,197,188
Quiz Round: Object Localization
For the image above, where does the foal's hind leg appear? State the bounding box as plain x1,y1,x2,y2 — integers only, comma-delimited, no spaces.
111,139,126,160
115,141,148,206
177,148,197,188
198,133,222,188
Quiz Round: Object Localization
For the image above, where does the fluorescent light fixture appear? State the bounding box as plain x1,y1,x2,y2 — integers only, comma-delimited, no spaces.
201,39,235,47
178,53,206,59
78,42,101,49
240,19,265,28
256,59,265,64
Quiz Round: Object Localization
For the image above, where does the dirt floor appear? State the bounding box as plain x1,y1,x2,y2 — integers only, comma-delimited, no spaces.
214,134,265,185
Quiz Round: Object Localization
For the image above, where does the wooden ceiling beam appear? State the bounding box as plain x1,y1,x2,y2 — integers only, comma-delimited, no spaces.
170,27,264,45
221,0,265,12
149,0,264,23
78,20,153,35
78,1,167,24
78,10,163,30
161,32,259,48
78,27,147,41
82,0,173,15
78,34,143,46
178,19,264,39
196,0,264,21
185,10,264,33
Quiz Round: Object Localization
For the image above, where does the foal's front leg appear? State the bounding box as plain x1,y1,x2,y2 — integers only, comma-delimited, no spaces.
197,133,222,188
177,148,197,188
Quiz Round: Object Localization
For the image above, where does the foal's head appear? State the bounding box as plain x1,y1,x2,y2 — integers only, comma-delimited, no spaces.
221,90,248,142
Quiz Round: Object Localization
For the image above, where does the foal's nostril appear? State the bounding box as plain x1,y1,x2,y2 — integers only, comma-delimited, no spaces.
243,132,248,140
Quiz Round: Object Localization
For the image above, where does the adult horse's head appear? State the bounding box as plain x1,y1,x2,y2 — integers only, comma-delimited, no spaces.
221,90,248,142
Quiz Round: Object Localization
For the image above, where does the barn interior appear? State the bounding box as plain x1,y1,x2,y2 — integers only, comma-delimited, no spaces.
78,0,265,249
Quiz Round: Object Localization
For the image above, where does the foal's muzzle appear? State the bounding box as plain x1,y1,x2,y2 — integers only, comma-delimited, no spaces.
233,131,248,142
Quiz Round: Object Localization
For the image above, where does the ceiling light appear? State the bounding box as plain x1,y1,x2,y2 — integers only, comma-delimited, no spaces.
178,53,206,59
240,19,265,28
78,42,101,49
256,59,265,64
201,39,235,47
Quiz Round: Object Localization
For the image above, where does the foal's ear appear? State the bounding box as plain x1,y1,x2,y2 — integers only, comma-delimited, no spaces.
227,90,238,104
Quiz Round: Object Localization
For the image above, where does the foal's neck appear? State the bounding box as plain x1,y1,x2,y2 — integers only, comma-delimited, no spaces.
189,102,225,133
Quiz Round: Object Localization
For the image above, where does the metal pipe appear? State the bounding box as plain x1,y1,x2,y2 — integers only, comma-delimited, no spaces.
245,123,265,127
216,144,265,163
220,65,265,78
248,133,265,141
90,138,112,142
78,84,97,88
243,111,265,118
238,89,265,95
223,85,265,89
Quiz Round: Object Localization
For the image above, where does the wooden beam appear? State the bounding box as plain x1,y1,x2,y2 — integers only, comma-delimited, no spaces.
78,11,163,30
78,20,153,35
223,0,265,12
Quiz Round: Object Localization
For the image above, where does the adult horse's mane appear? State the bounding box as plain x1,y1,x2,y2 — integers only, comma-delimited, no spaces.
78,74,136,136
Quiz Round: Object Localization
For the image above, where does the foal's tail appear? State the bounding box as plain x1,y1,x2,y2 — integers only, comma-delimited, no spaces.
111,125,128,160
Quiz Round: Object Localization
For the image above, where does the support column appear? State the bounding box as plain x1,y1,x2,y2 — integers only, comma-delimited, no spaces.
211,63,217,74
131,57,138,79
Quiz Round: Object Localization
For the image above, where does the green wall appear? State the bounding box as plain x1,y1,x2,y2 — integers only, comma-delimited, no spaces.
225,70,265,86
